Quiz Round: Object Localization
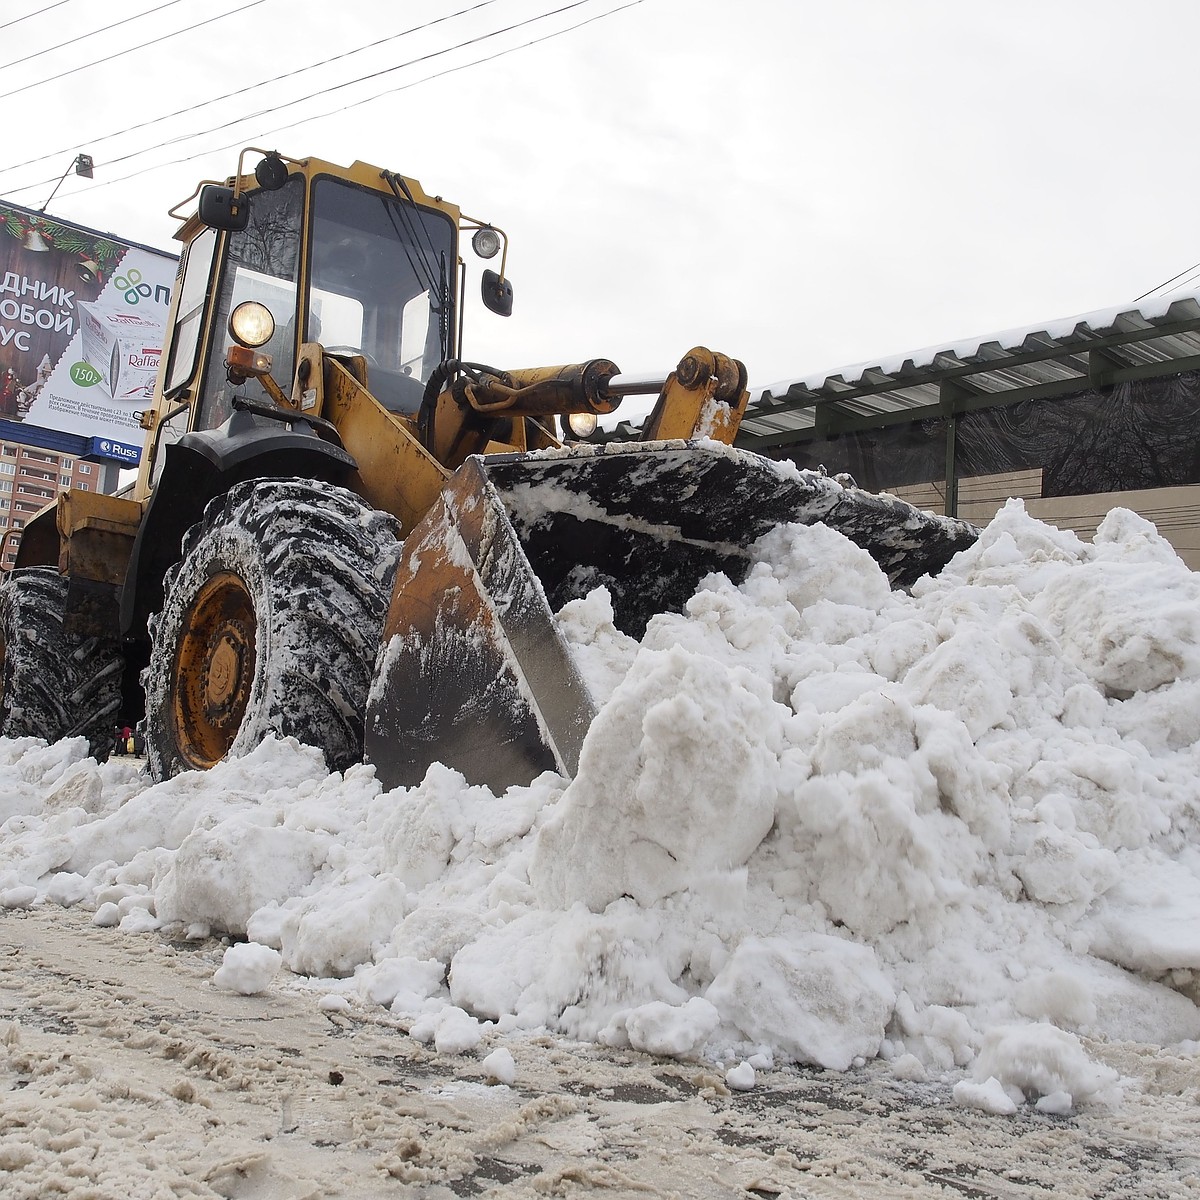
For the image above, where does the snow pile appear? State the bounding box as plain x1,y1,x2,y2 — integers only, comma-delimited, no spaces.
4,500,1200,1115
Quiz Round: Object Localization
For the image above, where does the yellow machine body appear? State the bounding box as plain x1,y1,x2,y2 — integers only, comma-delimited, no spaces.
2,149,976,786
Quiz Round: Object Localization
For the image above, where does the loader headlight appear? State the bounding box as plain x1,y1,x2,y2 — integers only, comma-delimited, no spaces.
566,411,598,439
471,226,502,260
229,301,275,348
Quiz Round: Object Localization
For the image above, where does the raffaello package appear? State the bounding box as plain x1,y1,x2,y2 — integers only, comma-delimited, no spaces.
79,302,161,399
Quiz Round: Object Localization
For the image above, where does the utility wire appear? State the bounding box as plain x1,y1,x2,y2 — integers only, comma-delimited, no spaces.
0,0,74,31
1160,267,1200,299
0,0,186,71
135,0,603,156
0,0,73,32
37,0,643,204
1133,261,1200,304
0,0,265,102
0,0,502,177
275,0,645,145
3,0,629,198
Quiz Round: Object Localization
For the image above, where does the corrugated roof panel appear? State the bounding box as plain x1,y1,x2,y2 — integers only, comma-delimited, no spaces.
742,412,814,434
1012,360,1085,385
1148,331,1200,358
859,367,897,389
1117,341,1169,366
745,285,1200,440
900,381,942,405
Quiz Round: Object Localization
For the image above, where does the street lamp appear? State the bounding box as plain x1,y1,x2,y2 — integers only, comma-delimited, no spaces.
39,153,94,212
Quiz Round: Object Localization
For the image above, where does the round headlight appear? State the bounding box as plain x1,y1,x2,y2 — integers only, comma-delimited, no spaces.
472,226,502,260
254,153,289,192
229,300,275,348
566,411,598,439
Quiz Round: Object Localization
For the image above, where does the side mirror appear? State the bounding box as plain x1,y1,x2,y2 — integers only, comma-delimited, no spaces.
481,269,513,317
198,184,250,232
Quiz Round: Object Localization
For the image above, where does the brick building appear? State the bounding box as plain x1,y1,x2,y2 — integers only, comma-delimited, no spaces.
0,441,120,570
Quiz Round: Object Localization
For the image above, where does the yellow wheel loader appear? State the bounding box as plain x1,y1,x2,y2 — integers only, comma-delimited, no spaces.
0,150,977,789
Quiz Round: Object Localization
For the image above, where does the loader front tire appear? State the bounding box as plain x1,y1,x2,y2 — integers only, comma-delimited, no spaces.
0,567,123,758
142,478,402,781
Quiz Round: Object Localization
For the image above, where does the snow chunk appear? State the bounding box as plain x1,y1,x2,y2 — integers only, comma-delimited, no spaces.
707,935,895,1071
622,997,720,1058
530,644,778,911
1036,562,1200,696
953,1075,1018,1115
482,1046,516,1085
275,872,409,978
1,885,36,909
725,1061,756,1091
970,1023,1122,1110
555,585,640,704
212,942,282,995
410,1005,484,1054
155,820,331,937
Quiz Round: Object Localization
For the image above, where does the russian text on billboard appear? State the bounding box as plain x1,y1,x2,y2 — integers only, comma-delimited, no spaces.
0,201,177,448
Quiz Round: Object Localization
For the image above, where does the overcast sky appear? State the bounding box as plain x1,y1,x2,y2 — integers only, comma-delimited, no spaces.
2,0,1197,393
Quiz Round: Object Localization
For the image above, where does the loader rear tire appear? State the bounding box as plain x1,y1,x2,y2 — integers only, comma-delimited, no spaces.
0,567,123,759
142,478,402,781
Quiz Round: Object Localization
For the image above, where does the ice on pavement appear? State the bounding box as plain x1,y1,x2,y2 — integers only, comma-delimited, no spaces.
4,499,1200,1114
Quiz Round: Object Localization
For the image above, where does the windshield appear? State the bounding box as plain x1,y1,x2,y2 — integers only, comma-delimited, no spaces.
194,176,304,432
309,175,456,414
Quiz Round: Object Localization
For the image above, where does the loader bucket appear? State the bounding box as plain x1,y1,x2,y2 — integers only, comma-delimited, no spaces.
364,441,978,793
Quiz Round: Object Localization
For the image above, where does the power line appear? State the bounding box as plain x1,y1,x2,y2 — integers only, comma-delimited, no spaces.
0,0,187,71
0,0,503,178
0,1,73,32
275,0,646,144
3,0,633,199
0,0,266,102
38,0,644,205
1133,262,1200,304
1160,266,1200,299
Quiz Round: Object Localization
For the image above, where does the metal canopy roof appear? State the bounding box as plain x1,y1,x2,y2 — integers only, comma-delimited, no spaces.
737,291,1200,451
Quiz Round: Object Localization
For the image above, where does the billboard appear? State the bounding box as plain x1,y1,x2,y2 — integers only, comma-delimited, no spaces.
0,201,177,447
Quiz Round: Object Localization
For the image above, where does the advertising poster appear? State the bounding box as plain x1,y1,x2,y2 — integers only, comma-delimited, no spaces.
0,201,177,447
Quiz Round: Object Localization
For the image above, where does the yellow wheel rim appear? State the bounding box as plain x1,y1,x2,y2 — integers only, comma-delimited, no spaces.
172,571,257,770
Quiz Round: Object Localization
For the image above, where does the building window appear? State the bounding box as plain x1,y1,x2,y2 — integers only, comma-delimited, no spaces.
2,445,14,455
62,459,72,469
77,482,88,491
78,463,92,475
11,519,24,528
61,475,71,485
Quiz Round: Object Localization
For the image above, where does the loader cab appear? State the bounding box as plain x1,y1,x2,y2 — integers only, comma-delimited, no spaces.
154,158,462,461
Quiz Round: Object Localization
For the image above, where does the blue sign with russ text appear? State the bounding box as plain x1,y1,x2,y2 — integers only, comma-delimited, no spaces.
86,435,141,465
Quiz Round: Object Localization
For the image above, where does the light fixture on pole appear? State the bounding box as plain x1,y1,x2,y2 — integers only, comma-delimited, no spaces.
39,153,94,213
